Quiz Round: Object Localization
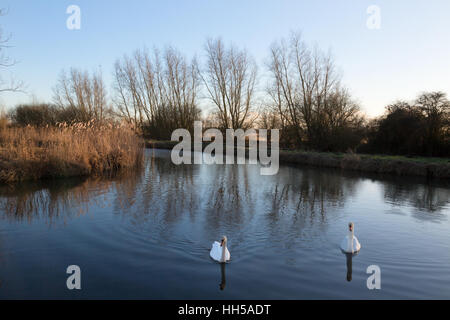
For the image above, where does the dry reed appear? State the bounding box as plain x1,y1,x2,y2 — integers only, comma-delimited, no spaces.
0,120,143,183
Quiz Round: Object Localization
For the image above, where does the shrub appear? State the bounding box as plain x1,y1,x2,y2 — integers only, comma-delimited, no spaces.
10,104,60,127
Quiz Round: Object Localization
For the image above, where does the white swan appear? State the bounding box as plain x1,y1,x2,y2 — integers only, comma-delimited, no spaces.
340,222,361,253
210,236,230,263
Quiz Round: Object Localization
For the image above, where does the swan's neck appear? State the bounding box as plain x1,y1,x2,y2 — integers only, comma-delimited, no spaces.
348,230,354,252
221,242,227,262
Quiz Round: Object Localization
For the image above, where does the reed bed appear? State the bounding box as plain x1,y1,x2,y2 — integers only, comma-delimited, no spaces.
0,120,144,183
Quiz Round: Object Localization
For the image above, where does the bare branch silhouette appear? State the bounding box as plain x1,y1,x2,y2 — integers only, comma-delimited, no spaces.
0,8,24,94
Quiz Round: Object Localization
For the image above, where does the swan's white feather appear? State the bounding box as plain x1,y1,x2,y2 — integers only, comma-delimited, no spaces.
210,241,230,262
340,235,361,253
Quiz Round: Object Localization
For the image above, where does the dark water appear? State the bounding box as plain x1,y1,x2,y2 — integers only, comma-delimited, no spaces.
1,149,450,299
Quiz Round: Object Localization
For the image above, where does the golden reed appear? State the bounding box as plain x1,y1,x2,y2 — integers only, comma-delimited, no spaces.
0,120,143,183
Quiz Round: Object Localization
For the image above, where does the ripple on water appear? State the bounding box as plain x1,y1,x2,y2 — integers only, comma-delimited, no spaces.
0,149,449,299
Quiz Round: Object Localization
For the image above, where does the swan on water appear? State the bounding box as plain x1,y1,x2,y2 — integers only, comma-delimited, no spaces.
340,222,361,254
210,236,230,263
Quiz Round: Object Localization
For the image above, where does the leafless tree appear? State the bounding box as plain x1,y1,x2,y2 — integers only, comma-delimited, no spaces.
113,47,200,138
53,68,108,122
258,108,282,130
0,8,24,94
202,38,257,130
163,47,201,132
267,32,363,150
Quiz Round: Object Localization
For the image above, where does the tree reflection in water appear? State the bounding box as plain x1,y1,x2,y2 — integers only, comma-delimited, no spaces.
0,178,95,225
1,150,450,300
382,177,450,222
1,150,449,231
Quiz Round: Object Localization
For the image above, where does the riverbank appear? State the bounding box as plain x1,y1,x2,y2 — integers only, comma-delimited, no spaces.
0,123,143,183
146,140,450,179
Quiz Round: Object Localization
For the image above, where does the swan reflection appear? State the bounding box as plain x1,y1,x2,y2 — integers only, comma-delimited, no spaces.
342,250,359,282
219,263,226,291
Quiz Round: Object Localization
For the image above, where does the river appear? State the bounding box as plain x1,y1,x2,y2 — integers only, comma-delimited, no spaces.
0,149,449,299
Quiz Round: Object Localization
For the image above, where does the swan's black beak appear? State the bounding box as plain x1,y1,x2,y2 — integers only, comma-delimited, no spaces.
220,239,224,247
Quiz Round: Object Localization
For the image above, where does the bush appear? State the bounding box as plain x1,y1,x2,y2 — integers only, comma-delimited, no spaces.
360,94,450,157
9,104,112,128
10,104,60,127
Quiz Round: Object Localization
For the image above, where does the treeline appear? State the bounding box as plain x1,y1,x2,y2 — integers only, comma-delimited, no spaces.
10,68,111,126
5,33,450,157
360,92,450,157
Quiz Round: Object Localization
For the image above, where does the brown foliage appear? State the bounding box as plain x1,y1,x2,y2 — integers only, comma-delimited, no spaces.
0,121,143,183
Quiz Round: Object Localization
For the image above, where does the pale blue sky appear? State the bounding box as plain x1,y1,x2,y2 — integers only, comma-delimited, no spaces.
1,0,449,117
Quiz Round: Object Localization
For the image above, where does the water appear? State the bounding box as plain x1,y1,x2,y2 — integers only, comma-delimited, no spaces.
1,149,450,299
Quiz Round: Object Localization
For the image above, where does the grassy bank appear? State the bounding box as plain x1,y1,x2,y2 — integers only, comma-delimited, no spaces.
145,140,450,179
0,122,144,183
279,151,450,179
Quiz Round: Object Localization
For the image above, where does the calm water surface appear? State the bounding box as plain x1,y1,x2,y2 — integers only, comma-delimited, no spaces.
1,149,450,299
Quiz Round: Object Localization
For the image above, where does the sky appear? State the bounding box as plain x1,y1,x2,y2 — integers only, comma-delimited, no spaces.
0,0,449,117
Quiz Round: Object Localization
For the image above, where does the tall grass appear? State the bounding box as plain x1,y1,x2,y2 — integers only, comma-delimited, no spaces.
0,120,143,183
0,108,7,131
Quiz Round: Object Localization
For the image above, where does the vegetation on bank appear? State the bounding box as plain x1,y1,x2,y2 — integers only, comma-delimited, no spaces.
6,38,448,159
1,11,448,178
0,121,143,183
359,93,450,157
280,150,450,164
278,150,450,179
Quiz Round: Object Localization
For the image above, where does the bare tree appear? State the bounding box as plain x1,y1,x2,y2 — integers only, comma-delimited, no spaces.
0,8,24,94
267,32,363,150
113,47,200,138
258,108,282,130
162,47,201,132
53,68,108,122
113,52,150,128
202,38,257,130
